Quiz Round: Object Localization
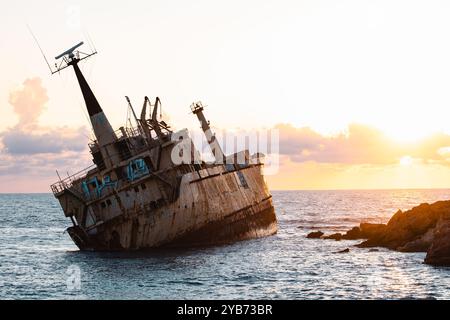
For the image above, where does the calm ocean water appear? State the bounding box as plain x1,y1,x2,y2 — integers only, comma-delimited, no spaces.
1,190,450,300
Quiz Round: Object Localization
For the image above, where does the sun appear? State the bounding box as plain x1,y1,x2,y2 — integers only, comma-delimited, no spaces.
399,156,413,166
375,121,436,144
385,128,430,144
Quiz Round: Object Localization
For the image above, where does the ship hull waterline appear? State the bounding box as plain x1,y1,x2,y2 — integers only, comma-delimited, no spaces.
60,164,278,251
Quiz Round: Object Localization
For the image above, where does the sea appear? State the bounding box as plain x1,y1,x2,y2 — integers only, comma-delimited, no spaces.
0,190,449,300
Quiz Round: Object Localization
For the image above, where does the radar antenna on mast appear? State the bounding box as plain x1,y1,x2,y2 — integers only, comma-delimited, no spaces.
27,24,97,75
55,41,84,59
52,41,97,74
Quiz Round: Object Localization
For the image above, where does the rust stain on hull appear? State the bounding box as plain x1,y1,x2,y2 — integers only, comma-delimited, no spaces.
164,202,277,248
64,165,277,251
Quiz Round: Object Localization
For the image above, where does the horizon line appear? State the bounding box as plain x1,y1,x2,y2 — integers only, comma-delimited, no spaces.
2,187,450,194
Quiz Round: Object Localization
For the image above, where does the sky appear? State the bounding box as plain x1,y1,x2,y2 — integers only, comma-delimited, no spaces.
2,0,450,192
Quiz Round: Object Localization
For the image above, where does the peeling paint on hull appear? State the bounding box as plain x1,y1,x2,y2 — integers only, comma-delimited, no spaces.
63,164,278,251
164,203,277,248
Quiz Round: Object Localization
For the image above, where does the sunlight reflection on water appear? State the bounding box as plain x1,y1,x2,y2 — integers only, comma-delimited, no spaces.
0,190,449,299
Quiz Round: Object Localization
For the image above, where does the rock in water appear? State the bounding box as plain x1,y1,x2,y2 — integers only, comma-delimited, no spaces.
342,227,362,240
306,231,324,239
358,201,450,250
317,200,450,265
425,218,450,266
323,233,343,241
341,223,387,240
397,227,435,252
360,223,387,238
334,248,350,254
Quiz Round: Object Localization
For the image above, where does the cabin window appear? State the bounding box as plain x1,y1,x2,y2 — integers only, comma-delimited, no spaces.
106,199,112,206
116,139,132,161
100,202,106,208
127,158,150,181
134,186,139,193
141,183,147,190
92,151,106,170
143,156,153,171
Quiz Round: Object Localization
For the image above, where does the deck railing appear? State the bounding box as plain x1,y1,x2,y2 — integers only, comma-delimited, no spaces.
50,164,97,195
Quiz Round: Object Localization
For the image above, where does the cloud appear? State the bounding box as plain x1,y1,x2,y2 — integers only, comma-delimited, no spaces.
1,77,88,156
0,151,90,177
8,77,49,129
0,77,90,188
1,128,86,155
0,150,92,193
265,156,450,190
3,77,450,192
276,123,450,165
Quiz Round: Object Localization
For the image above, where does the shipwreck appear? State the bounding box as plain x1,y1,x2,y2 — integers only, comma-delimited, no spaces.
49,42,278,250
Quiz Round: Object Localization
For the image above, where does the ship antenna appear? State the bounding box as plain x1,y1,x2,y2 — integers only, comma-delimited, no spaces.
53,41,97,74
27,24,53,75
52,40,119,170
83,29,97,53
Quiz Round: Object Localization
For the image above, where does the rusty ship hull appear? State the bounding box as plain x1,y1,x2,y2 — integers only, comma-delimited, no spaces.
49,43,277,251
60,164,276,250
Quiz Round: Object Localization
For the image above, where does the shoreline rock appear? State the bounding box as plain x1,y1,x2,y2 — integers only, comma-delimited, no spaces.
334,248,350,254
314,200,450,266
425,218,450,266
323,233,343,241
306,231,324,239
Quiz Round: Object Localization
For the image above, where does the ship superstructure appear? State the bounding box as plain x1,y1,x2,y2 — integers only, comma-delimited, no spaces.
50,43,277,250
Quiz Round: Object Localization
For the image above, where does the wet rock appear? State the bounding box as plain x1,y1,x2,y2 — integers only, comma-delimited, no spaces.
341,223,387,240
323,233,343,241
306,231,324,239
357,201,450,250
360,223,387,238
334,248,350,254
342,227,363,240
316,200,450,265
425,218,450,266
397,227,435,252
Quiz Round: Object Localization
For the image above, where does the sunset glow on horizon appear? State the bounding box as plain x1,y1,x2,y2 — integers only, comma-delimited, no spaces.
2,0,450,192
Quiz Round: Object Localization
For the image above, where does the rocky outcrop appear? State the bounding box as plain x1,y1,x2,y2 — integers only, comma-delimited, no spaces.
342,227,361,240
319,224,387,241
425,218,450,266
334,248,350,254
306,231,324,239
358,202,450,252
397,227,435,252
323,233,343,241
318,200,450,266
345,223,387,240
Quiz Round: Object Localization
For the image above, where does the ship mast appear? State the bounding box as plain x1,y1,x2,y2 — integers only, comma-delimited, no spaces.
191,102,226,164
53,42,119,169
